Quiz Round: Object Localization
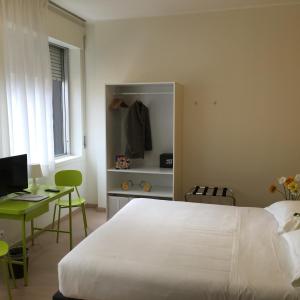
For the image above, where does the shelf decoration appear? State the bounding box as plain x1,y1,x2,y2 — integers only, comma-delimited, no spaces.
121,180,133,191
120,180,152,192
140,181,152,192
115,155,130,169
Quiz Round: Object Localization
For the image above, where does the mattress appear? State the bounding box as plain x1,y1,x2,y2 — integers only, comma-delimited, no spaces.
58,198,300,300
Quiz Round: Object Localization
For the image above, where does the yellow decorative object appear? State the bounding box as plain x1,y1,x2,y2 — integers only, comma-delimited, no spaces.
140,181,152,192
121,180,133,191
121,182,129,191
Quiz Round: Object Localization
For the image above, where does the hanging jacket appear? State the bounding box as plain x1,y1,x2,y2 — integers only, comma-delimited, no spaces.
125,101,152,159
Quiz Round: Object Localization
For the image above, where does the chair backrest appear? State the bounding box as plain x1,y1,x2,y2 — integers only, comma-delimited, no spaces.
0,240,9,257
55,170,82,187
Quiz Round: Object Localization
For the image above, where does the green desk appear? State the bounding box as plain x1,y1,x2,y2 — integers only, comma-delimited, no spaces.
0,185,74,286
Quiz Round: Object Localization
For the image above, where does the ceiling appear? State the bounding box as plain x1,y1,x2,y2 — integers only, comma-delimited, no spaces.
51,0,300,21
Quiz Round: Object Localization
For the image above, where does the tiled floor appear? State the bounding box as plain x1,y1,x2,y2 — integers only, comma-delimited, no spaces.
0,208,106,300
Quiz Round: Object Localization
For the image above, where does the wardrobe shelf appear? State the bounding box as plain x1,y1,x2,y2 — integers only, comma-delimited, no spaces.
108,186,173,198
107,167,173,175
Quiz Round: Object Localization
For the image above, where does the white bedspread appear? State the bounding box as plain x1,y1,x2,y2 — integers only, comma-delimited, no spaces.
58,198,300,300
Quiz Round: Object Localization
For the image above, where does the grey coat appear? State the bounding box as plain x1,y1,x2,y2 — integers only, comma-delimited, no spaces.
125,101,152,159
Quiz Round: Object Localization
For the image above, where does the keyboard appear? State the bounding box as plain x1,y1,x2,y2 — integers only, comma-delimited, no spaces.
13,194,48,202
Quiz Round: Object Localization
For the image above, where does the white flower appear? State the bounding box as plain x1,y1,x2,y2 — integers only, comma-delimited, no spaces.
295,174,300,182
278,177,286,185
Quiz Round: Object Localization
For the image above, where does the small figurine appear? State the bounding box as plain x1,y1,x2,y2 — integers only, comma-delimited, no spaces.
121,180,133,191
140,181,152,192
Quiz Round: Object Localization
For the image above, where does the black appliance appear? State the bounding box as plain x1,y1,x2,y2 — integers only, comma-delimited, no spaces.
0,154,28,197
160,153,173,168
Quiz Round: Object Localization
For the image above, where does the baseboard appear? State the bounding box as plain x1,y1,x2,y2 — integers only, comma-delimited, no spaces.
85,203,106,212
85,203,97,208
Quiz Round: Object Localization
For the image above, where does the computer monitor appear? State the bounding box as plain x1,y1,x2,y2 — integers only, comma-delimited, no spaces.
0,154,28,197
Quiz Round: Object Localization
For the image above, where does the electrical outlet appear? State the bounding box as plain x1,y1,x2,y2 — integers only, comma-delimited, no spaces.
0,230,5,240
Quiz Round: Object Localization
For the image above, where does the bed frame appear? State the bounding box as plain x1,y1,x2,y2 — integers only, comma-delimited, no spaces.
53,291,82,300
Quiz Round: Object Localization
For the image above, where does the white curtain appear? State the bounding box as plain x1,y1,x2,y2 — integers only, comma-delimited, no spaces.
0,6,9,158
0,0,54,174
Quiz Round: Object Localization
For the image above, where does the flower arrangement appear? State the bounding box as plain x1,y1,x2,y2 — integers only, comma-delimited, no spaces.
269,175,300,200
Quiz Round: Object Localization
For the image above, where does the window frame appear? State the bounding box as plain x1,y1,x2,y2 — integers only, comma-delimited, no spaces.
49,43,70,158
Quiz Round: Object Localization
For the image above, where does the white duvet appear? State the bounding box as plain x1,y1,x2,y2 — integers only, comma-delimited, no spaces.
58,198,300,300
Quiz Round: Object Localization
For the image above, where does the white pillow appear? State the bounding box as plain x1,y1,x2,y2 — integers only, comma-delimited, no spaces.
282,229,300,287
265,201,300,233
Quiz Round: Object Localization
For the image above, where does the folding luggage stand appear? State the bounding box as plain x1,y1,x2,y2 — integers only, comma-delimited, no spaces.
185,185,236,206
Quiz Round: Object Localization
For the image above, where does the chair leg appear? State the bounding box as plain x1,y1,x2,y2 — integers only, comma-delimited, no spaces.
1,259,12,300
31,219,34,246
56,206,61,244
81,204,88,237
52,204,57,229
7,257,16,288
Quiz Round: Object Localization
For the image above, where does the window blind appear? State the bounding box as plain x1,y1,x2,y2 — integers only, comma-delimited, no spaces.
49,44,64,81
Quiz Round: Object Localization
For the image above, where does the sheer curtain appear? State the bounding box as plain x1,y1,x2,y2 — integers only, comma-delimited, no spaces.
0,7,10,158
0,0,54,174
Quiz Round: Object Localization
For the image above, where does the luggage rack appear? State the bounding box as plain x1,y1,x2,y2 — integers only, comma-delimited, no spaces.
185,185,236,206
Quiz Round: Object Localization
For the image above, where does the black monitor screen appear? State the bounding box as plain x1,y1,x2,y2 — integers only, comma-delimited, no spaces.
0,154,28,197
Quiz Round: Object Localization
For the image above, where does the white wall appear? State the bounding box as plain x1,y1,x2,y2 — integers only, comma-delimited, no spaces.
85,4,300,209
84,24,100,205
0,6,87,245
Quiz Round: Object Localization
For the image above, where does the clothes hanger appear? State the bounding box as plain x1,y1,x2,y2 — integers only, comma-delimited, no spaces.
109,98,128,110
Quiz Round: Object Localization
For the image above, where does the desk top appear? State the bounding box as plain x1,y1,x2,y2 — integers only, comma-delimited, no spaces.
0,185,74,215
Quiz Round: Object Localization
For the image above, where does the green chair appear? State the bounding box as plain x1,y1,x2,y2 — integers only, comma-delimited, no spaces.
0,241,16,300
52,170,88,243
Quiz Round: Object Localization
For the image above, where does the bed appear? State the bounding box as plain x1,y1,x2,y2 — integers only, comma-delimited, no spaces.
57,198,300,300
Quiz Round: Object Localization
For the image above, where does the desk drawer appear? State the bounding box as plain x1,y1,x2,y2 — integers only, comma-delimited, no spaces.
25,203,49,221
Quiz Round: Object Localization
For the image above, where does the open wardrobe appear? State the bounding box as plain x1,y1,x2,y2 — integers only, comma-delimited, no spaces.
105,82,183,219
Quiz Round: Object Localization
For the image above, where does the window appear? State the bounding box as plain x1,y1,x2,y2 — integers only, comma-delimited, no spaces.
49,43,70,157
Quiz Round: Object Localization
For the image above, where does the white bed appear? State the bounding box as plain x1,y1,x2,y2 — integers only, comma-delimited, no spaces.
58,198,300,300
